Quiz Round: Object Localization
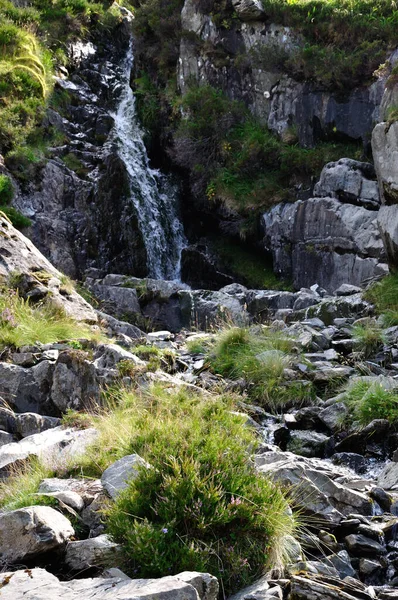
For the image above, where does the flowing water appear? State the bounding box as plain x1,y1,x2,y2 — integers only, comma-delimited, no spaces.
110,43,186,281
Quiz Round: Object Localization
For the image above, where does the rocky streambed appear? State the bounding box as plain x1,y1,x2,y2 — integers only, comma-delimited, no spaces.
2,219,398,599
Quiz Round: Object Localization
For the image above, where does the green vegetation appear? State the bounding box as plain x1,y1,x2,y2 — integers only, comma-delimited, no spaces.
175,85,361,211
364,274,398,326
68,384,296,594
0,288,94,348
352,322,386,358
0,0,125,156
210,238,290,290
0,175,13,204
207,326,313,411
0,458,53,511
343,378,398,425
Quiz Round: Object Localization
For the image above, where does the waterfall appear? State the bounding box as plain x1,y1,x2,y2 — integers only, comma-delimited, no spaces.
110,42,186,281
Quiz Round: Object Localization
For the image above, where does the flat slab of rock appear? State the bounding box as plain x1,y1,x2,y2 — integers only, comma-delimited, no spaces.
0,506,74,564
0,427,98,475
65,534,122,571
0,568,218,600
101,454,151,499
256,449,372,526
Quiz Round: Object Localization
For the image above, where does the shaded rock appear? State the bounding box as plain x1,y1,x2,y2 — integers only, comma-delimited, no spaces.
359,558,382,576
65,534,122,571
15,413,61,438
345,533,386,557
0,217,97,323
0,506,74,564
179,289,248,330
319,403,348,431
232,0,265,20
0,431,15,446
256,450,373,526
288,574,374,600
331,453,367,475
286,430,330,458
101,454,151,499
378,462,398,490
228,575,270,600
327,550,356,579
335,284,363,296
93,343,145,370
335,419,391,454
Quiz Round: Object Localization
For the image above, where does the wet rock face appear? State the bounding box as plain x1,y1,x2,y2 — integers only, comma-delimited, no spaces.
262,159,388,292
13,24,147,280
178,0,384,146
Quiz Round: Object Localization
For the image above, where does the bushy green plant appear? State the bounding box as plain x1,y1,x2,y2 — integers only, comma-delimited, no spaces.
344,379,398,425
208,327,313,410
76,385,297,594
0,174,13,205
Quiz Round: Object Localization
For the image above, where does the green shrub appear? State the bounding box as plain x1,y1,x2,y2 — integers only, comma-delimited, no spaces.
79,385,297,594
0,174,13,205
344,379,398,425
208,327,313,410
0,207,31,229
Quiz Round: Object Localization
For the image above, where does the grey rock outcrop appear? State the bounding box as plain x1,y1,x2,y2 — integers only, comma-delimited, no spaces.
0,506,74,564
101,454,151,499
256,449,373,526
0,216,97,323
313,159,380,209
65,535,122,571
262,196,387,292
0,568,219,600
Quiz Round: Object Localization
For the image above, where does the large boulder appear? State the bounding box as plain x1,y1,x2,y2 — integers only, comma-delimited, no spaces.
0,568,219,600
0,427,98,475
101,454,151,499
313,159,380,209
263,197,387,292
0,506,74,564
0,216,97,323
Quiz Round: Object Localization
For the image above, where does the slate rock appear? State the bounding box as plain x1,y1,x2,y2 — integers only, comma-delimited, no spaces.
101,454,151,499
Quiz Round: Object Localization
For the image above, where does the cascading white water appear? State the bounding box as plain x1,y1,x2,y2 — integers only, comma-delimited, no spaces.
110,43,186,281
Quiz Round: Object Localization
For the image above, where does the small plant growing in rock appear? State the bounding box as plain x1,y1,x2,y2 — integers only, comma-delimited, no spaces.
352,322,386,358
344,379,398,425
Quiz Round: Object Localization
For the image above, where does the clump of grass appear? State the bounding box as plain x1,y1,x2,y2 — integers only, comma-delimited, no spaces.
0,289,94,348
71,384,296,594
0,457,54,511
364,275,398,326
208,327,313,411
344,379,398,426
352,322,386,358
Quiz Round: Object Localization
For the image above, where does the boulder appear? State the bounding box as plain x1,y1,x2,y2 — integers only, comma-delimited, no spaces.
101,454,151,499
378,461,398,490
232,0,265,20
286,430,330,458
372,121,398,205
0,427,98,475
263,198,387,292
179,289,248,330
256,450,373,526
0,568,218,600
313,159,380,209
15,413,61,438
0,506,74,564
0,217,97,323
65,535,122,571
345,534,386,557
288,574,375,600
